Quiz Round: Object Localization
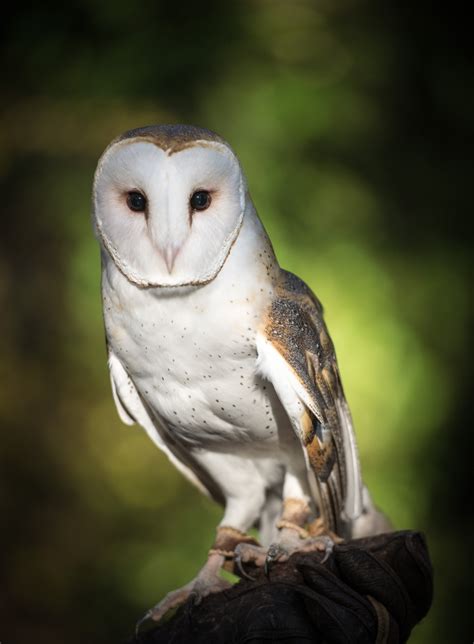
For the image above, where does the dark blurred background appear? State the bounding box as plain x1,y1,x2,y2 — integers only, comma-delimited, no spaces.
1,2,472,642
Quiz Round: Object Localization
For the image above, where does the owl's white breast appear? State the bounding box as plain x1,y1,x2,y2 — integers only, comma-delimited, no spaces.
102,211,290,457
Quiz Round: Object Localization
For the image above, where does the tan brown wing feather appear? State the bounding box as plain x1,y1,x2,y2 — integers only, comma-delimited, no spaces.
264,270,362,534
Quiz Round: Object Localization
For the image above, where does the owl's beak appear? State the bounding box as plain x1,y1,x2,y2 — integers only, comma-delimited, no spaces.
147,196,188,273
163,245,181,273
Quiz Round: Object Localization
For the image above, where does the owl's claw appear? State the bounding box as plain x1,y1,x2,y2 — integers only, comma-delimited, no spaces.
135,609,153,638
314,535,335,563
234,551,256,580
264,542,289,577
233,542,267,579
291,533,336,564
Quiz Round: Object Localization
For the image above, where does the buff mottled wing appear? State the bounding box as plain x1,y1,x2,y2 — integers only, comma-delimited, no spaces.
257,270,363,535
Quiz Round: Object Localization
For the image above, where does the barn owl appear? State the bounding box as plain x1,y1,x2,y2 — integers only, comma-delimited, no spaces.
93,125,390,624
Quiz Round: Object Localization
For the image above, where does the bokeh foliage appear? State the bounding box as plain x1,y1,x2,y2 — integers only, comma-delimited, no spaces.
1,2,472,642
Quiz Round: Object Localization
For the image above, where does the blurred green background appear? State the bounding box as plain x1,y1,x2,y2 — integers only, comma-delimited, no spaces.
1,1,472,642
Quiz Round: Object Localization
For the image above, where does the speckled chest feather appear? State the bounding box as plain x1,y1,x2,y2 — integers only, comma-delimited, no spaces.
102,214,288,456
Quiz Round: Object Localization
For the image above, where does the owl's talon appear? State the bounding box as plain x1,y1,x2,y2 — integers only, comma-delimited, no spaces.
318,535,335,563
297,534,335,563
234,552,256,580
135,609,152,638
233,542,267,577
264,542,288,577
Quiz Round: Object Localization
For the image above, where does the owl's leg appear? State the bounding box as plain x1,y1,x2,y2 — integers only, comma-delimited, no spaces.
264,498,337,572
137,526,261,630
138,454,269,628
263,471,340,574
233,490,282,578
233,472,310,577
258,489,283,546
137,550,227,629
233,470,337,577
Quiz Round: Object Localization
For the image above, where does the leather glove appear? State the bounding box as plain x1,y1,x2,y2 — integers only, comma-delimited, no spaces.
133,530,433,644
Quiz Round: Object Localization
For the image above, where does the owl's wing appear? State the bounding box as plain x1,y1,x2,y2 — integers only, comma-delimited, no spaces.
256,270,363,535
108,350,225,505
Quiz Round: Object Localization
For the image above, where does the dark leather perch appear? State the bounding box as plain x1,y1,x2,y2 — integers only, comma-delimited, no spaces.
130,530,433,644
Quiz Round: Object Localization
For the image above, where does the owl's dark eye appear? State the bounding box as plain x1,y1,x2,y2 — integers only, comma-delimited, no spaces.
190,190,211,211
126,191,147,212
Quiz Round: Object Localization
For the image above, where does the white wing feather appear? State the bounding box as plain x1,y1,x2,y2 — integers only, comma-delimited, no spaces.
108,351,213,498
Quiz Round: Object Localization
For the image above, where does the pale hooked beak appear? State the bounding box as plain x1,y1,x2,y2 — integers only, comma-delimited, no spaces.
162,245,181,273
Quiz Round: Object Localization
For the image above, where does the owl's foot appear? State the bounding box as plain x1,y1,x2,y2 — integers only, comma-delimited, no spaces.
136,552,229,634
233,500,339,579
136,527,261,633
263,527,335,577
234,542,268,580
233,529,335,579
233,542,295,578
262,499,340,576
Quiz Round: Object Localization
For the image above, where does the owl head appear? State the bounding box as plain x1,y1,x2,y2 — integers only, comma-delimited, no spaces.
92,125,247,287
